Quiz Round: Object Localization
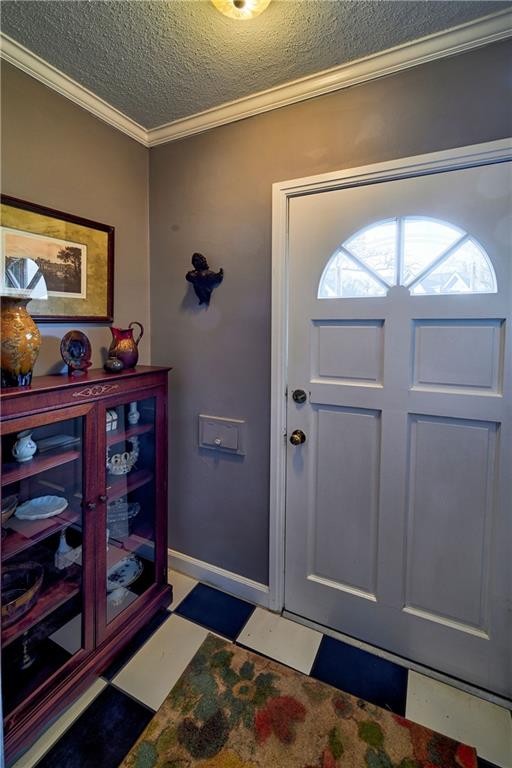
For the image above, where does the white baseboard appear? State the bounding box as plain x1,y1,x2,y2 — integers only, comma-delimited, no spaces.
168,549,271,609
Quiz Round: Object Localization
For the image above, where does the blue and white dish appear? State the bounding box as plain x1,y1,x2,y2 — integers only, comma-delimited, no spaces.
106,554,143,592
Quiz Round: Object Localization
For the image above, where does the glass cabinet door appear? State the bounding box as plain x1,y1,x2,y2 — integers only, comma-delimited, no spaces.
1,407,93,719
100,394,160,629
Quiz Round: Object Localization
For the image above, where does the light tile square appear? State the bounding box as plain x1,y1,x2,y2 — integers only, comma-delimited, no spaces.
237,607,322,674
406,671,512,767
168,569,198,610
11,678,106,768
112,614,210,710
50,614,82,655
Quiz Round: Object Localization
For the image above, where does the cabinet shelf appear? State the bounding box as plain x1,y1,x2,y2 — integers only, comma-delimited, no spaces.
106,422,154,446
2,449,81,488
106,468,154,502
2,572,81,647
2,505,82,562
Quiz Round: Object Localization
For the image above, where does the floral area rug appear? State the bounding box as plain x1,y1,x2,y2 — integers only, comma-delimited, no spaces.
120,634,477,768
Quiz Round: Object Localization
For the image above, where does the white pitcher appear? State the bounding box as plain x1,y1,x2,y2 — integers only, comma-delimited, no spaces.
12,430,37,463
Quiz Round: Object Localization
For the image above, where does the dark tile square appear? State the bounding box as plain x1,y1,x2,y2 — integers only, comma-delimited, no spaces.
34,685,153,768
311,635,408,715
102,608,171,680
175,583,255,639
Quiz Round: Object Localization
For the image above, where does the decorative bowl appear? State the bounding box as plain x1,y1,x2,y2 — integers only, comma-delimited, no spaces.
1,494,18,525
15,495,68,520
104,356,124,373
1,562,44,627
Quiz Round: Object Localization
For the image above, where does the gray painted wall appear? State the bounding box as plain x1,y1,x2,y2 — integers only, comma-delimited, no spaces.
2,43,511,586
149,40,512,585
1,63,151,373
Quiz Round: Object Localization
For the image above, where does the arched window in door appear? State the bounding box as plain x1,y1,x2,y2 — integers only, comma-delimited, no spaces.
318,217,497,299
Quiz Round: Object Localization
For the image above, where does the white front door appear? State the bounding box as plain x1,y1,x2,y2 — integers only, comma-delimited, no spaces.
284,159,512,697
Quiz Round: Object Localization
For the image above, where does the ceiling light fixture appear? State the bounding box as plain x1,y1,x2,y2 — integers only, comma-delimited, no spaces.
211,0,271,21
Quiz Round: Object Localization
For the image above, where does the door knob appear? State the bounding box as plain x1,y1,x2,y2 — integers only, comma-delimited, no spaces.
99,495,108,503
289,429,306,446
292,389,307,404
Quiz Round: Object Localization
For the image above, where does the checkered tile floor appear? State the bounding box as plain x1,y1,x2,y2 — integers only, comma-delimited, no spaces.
9,572,512,768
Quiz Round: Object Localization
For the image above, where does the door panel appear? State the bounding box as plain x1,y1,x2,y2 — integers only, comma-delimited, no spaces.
404,415,496,632
411,319,504,393
285,160,511,696
310,407,381,599
313,321,384,384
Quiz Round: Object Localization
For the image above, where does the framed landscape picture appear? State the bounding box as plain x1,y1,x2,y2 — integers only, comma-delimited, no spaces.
0,195,114,322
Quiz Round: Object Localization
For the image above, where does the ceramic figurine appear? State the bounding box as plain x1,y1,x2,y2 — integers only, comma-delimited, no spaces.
128,401,140,425
12,430,37,463
54,530,72,569
55,531,82,569
186,253,224,306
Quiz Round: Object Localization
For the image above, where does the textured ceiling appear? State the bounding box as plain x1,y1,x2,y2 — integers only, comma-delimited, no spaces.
1,0,510,129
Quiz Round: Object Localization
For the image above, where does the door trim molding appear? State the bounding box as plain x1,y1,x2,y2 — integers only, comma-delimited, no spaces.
269,138,512,612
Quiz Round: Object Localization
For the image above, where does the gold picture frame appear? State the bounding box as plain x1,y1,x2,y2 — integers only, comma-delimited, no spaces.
1,195,114,322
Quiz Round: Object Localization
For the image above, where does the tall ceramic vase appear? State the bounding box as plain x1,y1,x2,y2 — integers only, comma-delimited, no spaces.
1,297,42,387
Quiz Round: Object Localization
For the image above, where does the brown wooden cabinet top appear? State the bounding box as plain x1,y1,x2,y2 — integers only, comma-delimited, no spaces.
0,366,171,402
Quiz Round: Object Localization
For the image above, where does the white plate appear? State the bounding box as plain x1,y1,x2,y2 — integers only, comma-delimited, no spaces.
15,495,68,520
107,554,143,592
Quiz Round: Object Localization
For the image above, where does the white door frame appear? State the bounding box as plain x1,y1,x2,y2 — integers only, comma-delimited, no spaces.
269,137,512,613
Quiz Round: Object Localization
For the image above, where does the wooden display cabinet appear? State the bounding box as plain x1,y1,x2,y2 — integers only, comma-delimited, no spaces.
0,367,172,763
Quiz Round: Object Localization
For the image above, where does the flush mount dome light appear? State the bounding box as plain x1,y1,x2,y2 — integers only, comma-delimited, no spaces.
211,0,271,20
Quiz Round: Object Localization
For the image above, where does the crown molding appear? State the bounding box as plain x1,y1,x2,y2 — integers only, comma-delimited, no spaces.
0,33,148,146
147,8,512,146
2,9,511,149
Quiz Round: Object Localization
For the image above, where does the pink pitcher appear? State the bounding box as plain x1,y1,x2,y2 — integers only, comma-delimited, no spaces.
108,322,144,369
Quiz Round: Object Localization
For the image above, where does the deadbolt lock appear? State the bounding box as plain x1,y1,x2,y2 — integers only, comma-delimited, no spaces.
292,389,307,404
289,429,306,446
